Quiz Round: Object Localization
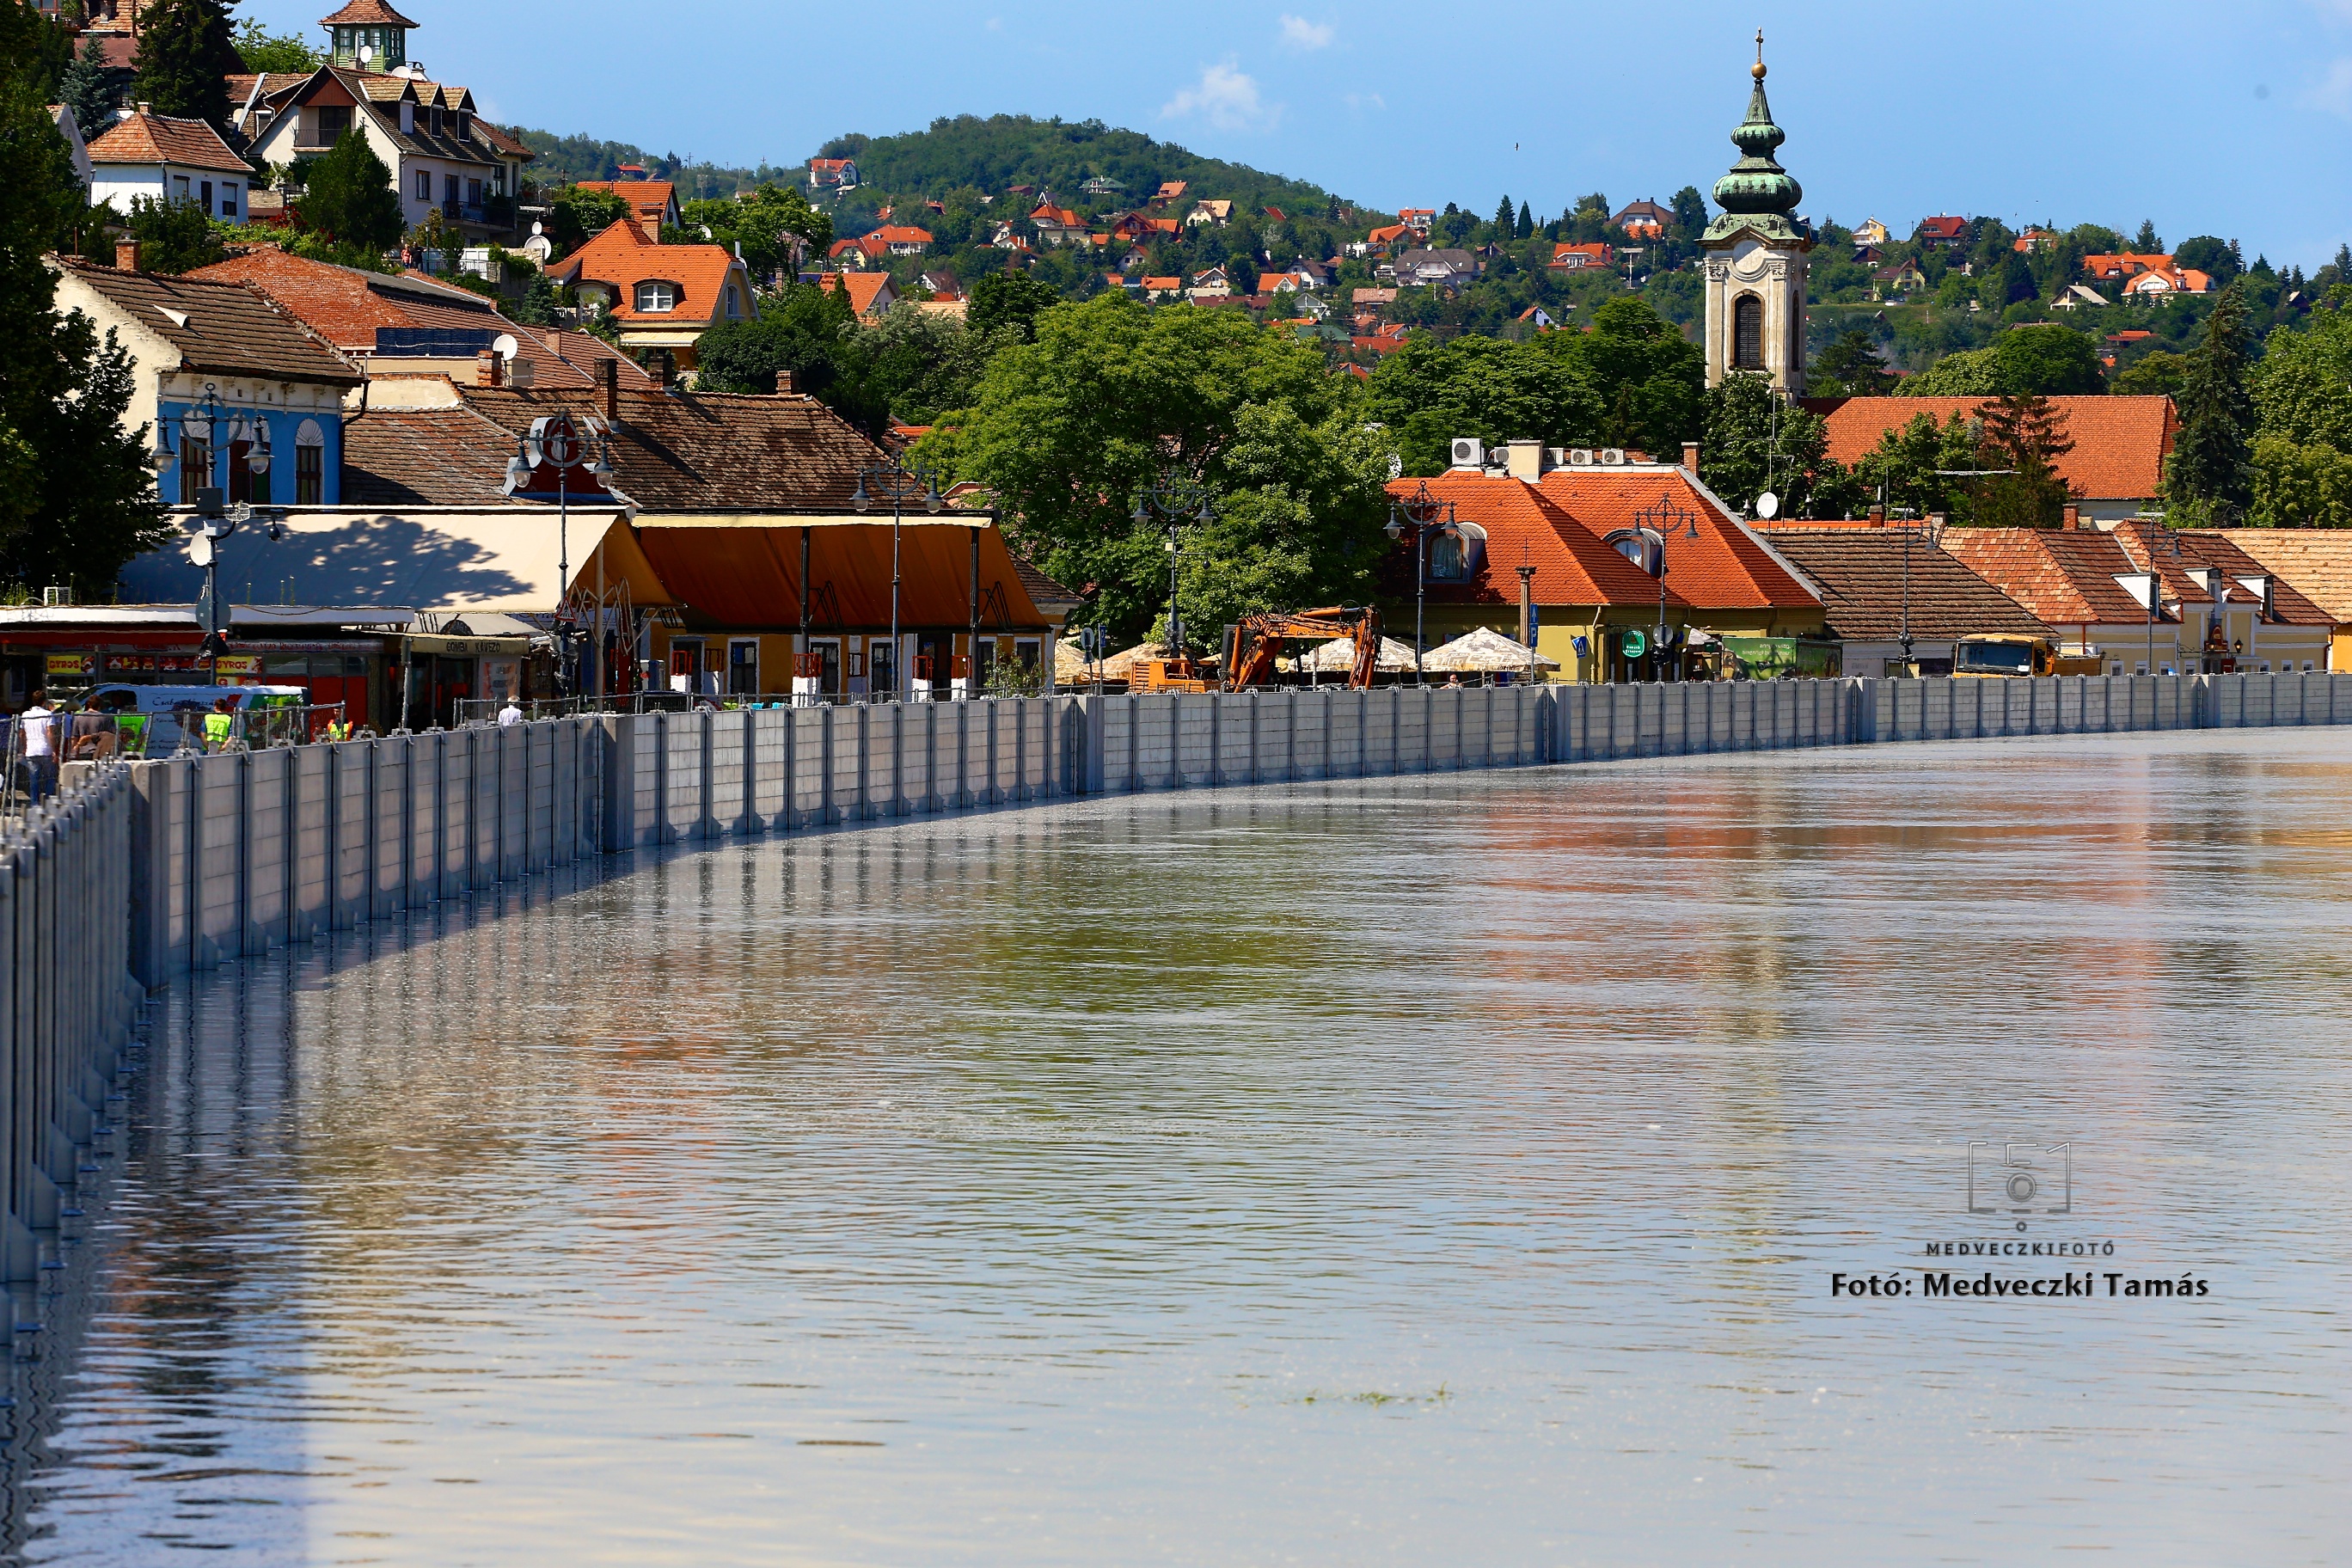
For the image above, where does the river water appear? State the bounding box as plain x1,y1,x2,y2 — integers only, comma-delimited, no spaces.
12,730,2352,1565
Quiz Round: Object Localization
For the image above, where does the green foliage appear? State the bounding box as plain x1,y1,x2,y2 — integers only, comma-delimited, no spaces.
1848,411,1975,521
233,15,322,73
511,128,801,199
0,4,169,591
1969,394,2076,529
693,279,860,403
679,185,830,280
1699,376,1836,518
922,292,1388,641
58,31,120,139
1900,326,2104,398
2172,236,2240,283
297,129,404,251
966,268,1063,341
837,302,1009,426
2245,291,2352,524
511,271,563,326
1810,327,1895,395
2111,352,2188,398
1901,346,2001,396
2165,280,2256,521
549,183,631,253
124,194,221,272
2251,435,2352,528
131,0,242,131
2134,220,2161,253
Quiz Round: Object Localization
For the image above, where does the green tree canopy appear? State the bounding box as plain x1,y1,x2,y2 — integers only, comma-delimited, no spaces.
132,0,243,132
2246,286,2352,524
2165,279,2256,522
2171,236,2241,284
0,3,169,591
233,15,322,72
1810,327,1896,395
921,291,1392,641
693,279,860,407
1699,375,1837,518
2111,351,2189,399
678,184,830,280
296,128,404,251
1902,327,2104,398
548,184,631,254
58,31,119,140
1361,334,1601,475
1969,393,2076,529
965,268,1063,341
125,194,222,273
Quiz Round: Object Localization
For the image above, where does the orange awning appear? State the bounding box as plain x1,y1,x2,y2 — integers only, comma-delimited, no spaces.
632,516,1050,631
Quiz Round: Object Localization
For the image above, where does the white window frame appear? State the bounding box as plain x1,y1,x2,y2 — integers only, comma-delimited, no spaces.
635,280,677,313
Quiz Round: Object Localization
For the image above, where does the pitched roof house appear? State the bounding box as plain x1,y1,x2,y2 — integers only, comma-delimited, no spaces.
2216,530,2352,669
86,104,254,223
1914,215,1969,248
2082,253,2172,281
1803,395,2177,522
545,219,757,371
808,156,858,189
1382,456,1822,681
1186,199,1234,227
2122,266,2216,299
1548,241,1614,270
1610,199,1675,236
1761,524,2051,674
818,270,898,318
573,178,679,240
1394,248,1479,286
1150,180,1187,207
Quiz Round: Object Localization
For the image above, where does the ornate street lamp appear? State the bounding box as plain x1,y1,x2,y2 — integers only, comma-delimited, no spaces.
854,455,944,701
1385,480,1477,682
1632,490,1701,682
505,413,617,695
1132,475,1214,657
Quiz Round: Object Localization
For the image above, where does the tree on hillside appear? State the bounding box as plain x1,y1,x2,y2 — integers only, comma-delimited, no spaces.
1970,393,2075,529
1700,375,1836,518
1362,335,1602,475
1994,325,2104,395
679,185,830,281
233,15,322,73
1810,328,1896,396
966,269,1063,342
297,129,404,252
1492,194,1515,235
0,2,169,593
1670,186,1707,239
2112,351,2189,398
132,0,244,132
58,32,121,140
2133,220,2162,253
549,184,630,254
1516,201,1533,241
923,293,1392,640
1545,295,1706,455
2165,279,2256,523
2173,236,2242,284
2246,285,2352,525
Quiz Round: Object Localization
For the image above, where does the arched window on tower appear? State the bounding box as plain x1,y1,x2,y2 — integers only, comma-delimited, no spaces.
1733,294,1765,371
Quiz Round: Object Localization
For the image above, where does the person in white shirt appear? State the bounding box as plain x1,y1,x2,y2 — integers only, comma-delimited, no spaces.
497,696,524,727
18,688,57,801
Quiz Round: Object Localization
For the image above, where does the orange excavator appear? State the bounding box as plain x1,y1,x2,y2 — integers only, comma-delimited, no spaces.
1221,607,1383,691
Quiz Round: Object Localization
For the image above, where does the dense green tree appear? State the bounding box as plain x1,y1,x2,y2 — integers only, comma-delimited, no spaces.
132,0,243,132
124,194,222,272
548,183,630,253
1810,327,1896,395
296,129,404,250
1492,193,1515,235
693,279,860,407
2172,236,2240,283
510,272,563,327
1516,200,1533,241
679,183,830,281
1700,375,1836,518
832,302,1008,426
0,3,169,592
1848,411,1974,521
2133,220,2162,253
2112,351,2189,398
1362,335,1601,475
1902,327,2103,398
232,15,322,72
58,31,119,140
1547,295,1705,455
965,268,1062,341
2246,287,2352,524
1969,393,2075,529
920,292,1390,641
1669,186,1707,238
2165,279,2256,523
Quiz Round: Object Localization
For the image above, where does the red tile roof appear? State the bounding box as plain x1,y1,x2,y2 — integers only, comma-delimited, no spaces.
1761,526,2051,640
85,105,251,174
53,258,360,386
818,272,896,317
318,0,419,24
548,221,750,326
2215,531,2352,622
1384,469,1820,614
2111,523,2334,626
1941,529,2152,625
1803,395,2177,503
573,179,676,224
1916,215,1969,239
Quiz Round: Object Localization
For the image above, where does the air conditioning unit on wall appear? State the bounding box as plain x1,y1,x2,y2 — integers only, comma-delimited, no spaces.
1600,448,1627,466
1449,438,1484,469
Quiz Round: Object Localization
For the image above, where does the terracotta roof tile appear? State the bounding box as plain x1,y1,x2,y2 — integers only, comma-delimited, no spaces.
1941,529,2151,625
548,221,750,325
1761,526,2050,640
85,105,251,175
318,0,420,26
53,258,359,386
2214,530,2352,623
2113,524,2336,626
1802,395,2177,503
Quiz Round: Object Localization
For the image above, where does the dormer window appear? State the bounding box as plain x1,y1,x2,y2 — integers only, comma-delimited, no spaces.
723,284,741,319
635,281,677,313
399,101,413,134
428,106,443,137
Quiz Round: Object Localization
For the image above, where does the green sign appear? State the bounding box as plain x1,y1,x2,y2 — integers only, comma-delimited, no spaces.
1620,628,1649,659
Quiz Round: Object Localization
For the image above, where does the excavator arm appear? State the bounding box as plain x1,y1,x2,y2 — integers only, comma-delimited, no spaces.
1222,607,1382,691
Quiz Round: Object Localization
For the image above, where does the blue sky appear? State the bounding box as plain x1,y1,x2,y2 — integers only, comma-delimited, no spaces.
248,0,2352,269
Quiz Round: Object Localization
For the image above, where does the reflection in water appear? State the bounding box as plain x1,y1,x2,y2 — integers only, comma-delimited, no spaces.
15,731,2352,1565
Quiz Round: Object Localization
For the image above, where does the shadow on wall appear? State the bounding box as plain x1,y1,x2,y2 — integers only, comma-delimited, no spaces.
117,514,536,608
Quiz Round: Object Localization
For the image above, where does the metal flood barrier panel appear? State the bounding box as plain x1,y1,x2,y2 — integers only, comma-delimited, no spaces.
0,768,142,1283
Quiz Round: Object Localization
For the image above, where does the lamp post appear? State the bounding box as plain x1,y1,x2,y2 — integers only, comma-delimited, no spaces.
506,413,616,696
1131,476,1214,658
1384,480,1454,681
157,387,284,687
1632,490,1700,683
853,455,944,701
1885,501,1934,672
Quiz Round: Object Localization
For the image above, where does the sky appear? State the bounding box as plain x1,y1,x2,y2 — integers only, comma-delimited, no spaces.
245,0,2352,270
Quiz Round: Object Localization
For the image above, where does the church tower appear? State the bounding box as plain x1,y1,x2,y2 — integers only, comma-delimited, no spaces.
1702,34,1810,395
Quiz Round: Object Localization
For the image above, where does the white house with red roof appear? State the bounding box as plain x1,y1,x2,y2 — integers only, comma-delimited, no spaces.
87,104,254,223
808,157,859,190
545,219,756,373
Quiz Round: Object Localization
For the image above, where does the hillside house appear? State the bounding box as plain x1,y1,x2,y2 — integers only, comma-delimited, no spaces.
818,271,898,319
808,156,858,190
1186,199,1234,227
1549,242,1614,270
2122,266,2216,300
546,219,756,371
2082,253,2172,281
1611,199,1674,237
1853,217,1890,245
1914,215,1969,248
1150,180,1187,208
1394,248,1479,287
1398,208,1435,238
86,104,252,223
1029,204,1085,245
1187,266,1233,300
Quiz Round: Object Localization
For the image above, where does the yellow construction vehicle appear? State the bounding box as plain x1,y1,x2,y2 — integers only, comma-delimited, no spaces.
1951,634,2100,677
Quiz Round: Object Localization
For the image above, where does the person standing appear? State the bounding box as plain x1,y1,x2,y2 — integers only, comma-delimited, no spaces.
498,695,524,727
19,689,57,802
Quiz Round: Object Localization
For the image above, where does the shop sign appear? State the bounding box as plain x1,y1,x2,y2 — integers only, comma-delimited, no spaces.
105,654,158,674
45,653,92,677
212,656,262,676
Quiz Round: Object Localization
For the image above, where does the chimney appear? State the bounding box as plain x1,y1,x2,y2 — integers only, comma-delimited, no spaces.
2063,502,2082,530
115,239,140,272
1681,440,1700,473
1866,504,1885,526
1504,438,1546,481
599,355,618,423
647,348,674,390
775,370,797,395
475,348,502,388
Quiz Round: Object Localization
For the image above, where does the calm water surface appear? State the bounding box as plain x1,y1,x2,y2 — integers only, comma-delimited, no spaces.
14,730,2352,1565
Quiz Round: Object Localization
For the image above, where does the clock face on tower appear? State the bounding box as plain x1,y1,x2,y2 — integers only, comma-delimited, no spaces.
1700,38,1810,395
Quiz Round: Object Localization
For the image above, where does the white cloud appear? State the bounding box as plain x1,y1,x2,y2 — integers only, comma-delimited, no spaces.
2307,57,2352,117
1278,15,1334,50
1344,91,1386,113
1162,60,1281,132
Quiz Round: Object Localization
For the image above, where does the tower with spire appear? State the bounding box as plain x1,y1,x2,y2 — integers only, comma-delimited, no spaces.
1701,34,1811,395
